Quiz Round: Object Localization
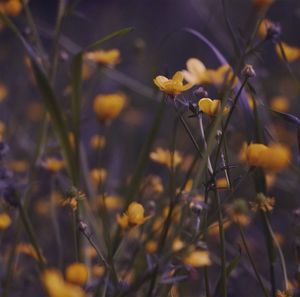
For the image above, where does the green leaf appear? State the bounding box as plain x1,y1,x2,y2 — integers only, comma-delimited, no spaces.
31,61,76,182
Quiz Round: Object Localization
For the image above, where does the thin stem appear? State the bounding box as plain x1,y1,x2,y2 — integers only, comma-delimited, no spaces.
18,202,46,271
238,224,270,297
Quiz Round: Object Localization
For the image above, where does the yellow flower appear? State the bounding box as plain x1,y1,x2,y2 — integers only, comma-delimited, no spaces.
84,49,121,66
145,240,158,253
90,135,106,150
258,19,273,39
252,0,274,11
0,0,22,17
242,143,290,173
276,42,300,63
65,263,88,286
42,158,64,172
172,237,185,252
42,269,85,297
182,58,207,84
90,168,107,185
270,96,289,112
93,92,126,123
92,265,105,278
117,202,147,229
216,177,229,189
16,243,44,261
183,58,237,87
183,250,211,267
0,82,8,102
150,147,182,168
153,71,193,96
96,195,123,211
0,213,11,230
198,98,229,116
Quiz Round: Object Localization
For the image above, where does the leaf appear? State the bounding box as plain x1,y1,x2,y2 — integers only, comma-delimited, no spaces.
270,109,300,125
70,26,134,182
31,61,76,182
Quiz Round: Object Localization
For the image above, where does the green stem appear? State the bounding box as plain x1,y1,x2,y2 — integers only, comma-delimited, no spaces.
238,224,270,297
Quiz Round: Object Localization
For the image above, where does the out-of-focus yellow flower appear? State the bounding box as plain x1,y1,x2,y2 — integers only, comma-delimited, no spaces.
242,143,290,173
93,92,126,123
42,158,64,172
172,237,185,252
8,160,29,173
16,243,44,261
92,265,105,278
85,49,121,66
0,213,11,230
183,58,237,87
153,71,193,96
252,0,274,11
276,42,300,63
0,83,8,102
26,102,44,122
85,246,97,259
34,200,51,216
42,269,85,297
270,96,289,112
258,19,272,39
0,121,5,140
0,0,22,16
183,250,211,267
276,290,293,297
216,177,229,189
145,240,158,253
90,135,106,150
65,263,88,286
150,147,182,168
117,202,148,229
90,168,107,185
142,175,164,195
96,195,123,211
198,98,229,116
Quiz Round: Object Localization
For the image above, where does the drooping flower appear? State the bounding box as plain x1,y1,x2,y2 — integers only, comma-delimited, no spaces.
198,98,229,116
65,263,88,286
42,269,85,297
93,92,126,123
276,42,300,63
150,147,182,168
117,202,148,229
183,250,211,267
84,49,121,66
183,58,237,87
153,71,193,96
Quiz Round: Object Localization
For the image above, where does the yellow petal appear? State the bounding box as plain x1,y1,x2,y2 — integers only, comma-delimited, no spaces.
172,71,184,82
186,58,206,77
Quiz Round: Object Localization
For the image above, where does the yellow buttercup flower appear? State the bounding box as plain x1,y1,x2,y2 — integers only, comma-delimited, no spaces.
242,143,290,173
198,98,229,116
93,92,126,123
183,58,237,87
117,202,148,229
0,82,8,102
0,0,22,17
65,263,88,286
270,96,289,112
90,168,107,185
153,71,193,96
0,213,11,230
42,158,64,172
84,49,120,66
42,269,85,297
145,240,158,253
258,19,272,39
276,42,300,63
150,147,182,168
183,250,211,267
90,135,106,149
